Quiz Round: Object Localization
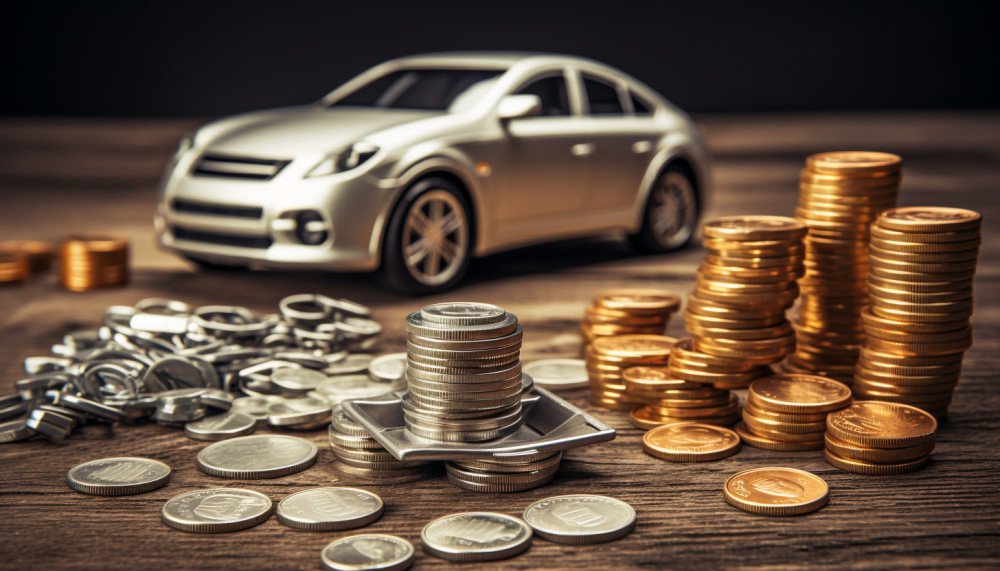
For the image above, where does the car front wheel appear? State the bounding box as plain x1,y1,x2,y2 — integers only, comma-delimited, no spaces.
380,177,473,294
629,163,699,254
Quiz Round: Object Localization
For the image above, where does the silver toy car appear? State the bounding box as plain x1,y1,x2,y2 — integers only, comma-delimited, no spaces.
156,52,710,293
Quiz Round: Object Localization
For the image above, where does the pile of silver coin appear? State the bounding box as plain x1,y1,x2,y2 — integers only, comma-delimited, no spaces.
328,403,436,482
0,294,402,444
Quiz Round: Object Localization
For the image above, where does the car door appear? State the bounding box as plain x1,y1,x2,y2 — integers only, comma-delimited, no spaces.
580,73,650,215
490,70,595,244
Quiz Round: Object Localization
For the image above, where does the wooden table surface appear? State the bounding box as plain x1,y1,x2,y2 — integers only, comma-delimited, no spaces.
1,113,998,570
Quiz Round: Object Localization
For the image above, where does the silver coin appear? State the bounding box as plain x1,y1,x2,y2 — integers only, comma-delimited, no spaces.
185,412,257,441
522,494,636,544
26,409,74,441
68,457,171,496
277,487,384,531
0,420,34,443
161,488,273,533
267,397,331,427
272,367,329,392
197,435,318,479
59,394,126,422
404,312,519,341
420,302,507,326
321,534,415,571
327,354,374,376
230,396,278,424
522,358,589,390
421,512,532,562
367,353,407,382
312,376,395,405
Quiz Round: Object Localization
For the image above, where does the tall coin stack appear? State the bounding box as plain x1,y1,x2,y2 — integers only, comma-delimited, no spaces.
737,374,851,451
625,364,739,430
59,235,130,291
853,207,981,418
825,401,937,475
586,334,675,410
580,289,681,346
329,406,434,483
670,215,806,395
786,152,902,383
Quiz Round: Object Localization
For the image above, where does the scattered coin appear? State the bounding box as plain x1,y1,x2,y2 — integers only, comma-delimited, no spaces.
67,457,171,496
197,434,318,479
321,534,415,571
723,467,829,516
0,419,34,443
277,487,384,531
523,359,588,390
642,422,741,462
185,412,257,441
368,353,407,383
421,512,533,562
523,494,636,544
161,488,273,533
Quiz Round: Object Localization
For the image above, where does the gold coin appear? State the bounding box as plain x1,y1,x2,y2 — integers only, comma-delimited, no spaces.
738,420,826,443
740,409,826,434
642,422,741,462
823,433,934,464
870,225,981,244
869,236,981,254
630,406,739,430
734,423,825,452
0,252,30,284
826,401,937,448
593,289,682,312
0,240,56,274
806,151,901,175
590,334,676,359
58,235,130,291
877,206,982,233
748,374,851,414
702,215,807,241
824,449,929,475
743,403,829,423
723,467,829,516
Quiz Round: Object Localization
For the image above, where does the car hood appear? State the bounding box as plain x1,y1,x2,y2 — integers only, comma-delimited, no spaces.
196,105,440,157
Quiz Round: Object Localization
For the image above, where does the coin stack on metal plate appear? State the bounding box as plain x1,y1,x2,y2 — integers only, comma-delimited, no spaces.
586,334,676,410
736,373,851,451
824,401,937,475
625,364,739,430
580,289,681,346
329,405,435,482
786,151,902,383
670,215,806,392
854,207,981,418
0,251,29,284
58,235,130,291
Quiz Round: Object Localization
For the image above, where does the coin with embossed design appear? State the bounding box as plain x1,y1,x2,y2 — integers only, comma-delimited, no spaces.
277,487,384,531
197,434,318,479
68,457,171,496
321,534,415,571
642,422,741,462
421,512,532,562
723,467,829,516
161,488,272,533
185,412,257,441
523,494,636,544
826,401,937,448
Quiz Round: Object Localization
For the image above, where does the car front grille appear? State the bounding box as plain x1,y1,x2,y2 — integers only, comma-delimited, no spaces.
192,154,290,180
172,226,273,249
171,199,263,219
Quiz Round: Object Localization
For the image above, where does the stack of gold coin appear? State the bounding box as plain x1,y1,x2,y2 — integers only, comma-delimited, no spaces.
58,235,130,292
0,251,29,284
671,215,806,391
580,289,681,345
786,151,902,383
736,374,851,451
825,401,937,475
0,240,56,275
625,364,739,429
853,206,981,417
586,334,675,410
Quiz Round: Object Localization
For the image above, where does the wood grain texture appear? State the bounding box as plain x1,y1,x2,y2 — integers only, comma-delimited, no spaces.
1,113,998,570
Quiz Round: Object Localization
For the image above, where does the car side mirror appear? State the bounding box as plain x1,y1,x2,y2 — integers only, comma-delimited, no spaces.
497,94,542,121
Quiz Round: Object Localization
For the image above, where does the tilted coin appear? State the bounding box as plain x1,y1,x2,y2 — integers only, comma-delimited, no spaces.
368,353,407,382
162,488,273,533
272,367,329,392
0,419,34,443
277,487,384,531
267,396,331,427
185,412,257,441
642,422,741,462
321,534,415,571
26,409,74,441
523,494,636,544
197,435,318,479
327,354,375,376
67,457,171,496
421,512,532,562
723,467,829,516
522,359,588,390
230,396,278,425
59,394,126,422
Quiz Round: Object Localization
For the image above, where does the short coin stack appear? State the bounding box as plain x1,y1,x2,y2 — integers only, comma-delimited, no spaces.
586,334,675,410
329,406,434,482
446,451,562,492
737,374,851,451
825,401,937,475
787,151,902,383
0,240,56,275
0,251,29,284
854,207,981,418
58,235,130,291
671,215,806,392
625,364,739,429
580,289,681,346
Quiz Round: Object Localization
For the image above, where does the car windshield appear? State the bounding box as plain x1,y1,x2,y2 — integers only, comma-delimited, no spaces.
328,68,504,112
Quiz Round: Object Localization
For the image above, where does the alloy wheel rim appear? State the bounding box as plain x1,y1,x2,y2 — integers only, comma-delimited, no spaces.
650,171,697,248
402,190,469,286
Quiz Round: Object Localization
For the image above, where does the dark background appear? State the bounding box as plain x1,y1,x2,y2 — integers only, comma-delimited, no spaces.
3,0,999,117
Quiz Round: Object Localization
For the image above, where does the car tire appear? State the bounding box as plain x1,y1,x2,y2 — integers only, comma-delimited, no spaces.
379,176,474,295
182,255,247,272
629,162,700,254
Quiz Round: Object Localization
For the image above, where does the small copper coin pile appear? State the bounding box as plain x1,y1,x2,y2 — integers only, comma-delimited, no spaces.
854,207,981,418
737,374,851,452
824,401,937,475
626,365,739,429
0,251,30,284
580,289,680,346
787,151,902,383
586,334,675,410
59,235,130,291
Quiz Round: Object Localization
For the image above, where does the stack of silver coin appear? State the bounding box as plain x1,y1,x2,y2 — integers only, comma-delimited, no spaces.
328,406,435,482
446,450,562,492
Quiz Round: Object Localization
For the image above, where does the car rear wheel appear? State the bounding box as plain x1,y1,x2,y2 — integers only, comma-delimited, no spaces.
380,177,473,294
629,163,699,254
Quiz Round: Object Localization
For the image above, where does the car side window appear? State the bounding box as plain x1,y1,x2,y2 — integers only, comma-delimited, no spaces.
630,91,653,115
514,75,570,117
583,75,625,115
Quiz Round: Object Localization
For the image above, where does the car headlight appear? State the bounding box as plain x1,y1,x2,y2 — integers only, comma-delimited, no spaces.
306,142,380,178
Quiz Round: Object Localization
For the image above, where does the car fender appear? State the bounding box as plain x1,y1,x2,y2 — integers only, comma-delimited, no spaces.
631,135,711,231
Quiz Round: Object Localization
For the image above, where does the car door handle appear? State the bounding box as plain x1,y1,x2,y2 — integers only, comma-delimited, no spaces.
632,140,654,154
570,143,595,157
